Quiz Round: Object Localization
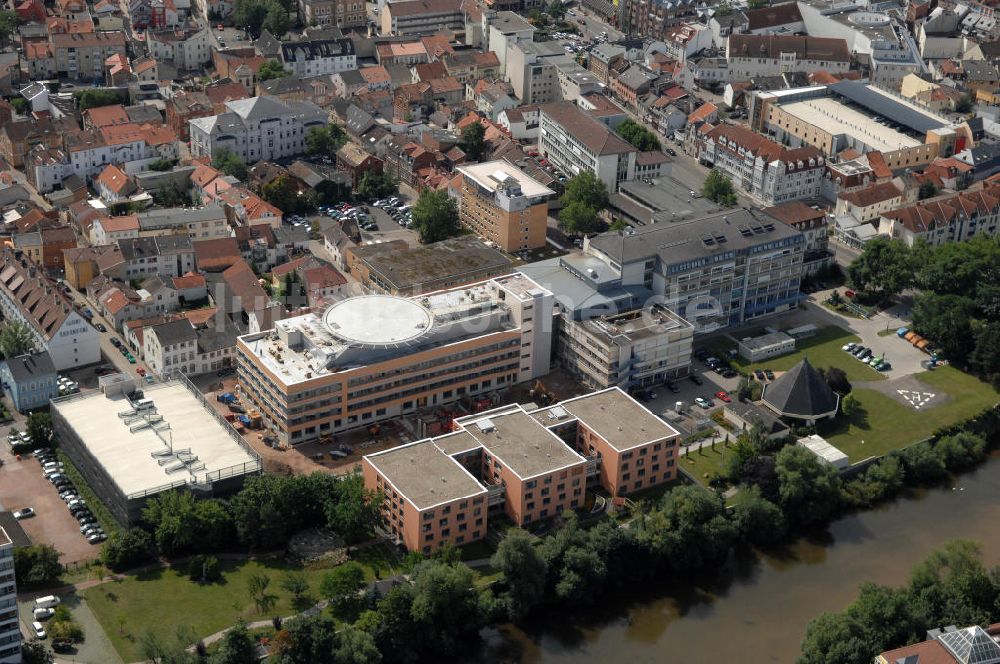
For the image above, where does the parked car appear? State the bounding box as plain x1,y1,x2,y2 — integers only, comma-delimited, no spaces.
13,508,34,520
715,391,732,403
31,621,45,639
666,381,680,394
842,342,857,352
33,608,54,621
764,369,774,381
695,396,712,409
689,374,703,386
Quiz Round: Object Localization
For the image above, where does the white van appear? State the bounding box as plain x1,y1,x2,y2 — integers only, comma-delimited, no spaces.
34,595,60,609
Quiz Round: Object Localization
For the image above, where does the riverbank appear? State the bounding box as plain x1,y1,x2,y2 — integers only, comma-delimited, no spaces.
479,451,1000,664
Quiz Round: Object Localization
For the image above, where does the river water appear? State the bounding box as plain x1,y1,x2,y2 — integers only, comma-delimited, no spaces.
481,453,1000,664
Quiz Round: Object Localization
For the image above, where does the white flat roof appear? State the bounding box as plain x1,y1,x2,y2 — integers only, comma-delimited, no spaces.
779,98,921,153
323,295,433,346
797,434,848,465
458,160,555,199
54,381,259,497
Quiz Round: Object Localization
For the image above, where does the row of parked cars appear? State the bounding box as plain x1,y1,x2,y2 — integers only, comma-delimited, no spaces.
843,342,892,372
35,448,108,545
696,349,739,379
110,335,135,364
374,198,413,228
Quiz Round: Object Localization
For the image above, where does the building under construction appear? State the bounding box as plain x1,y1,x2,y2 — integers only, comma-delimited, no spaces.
51,373,261,525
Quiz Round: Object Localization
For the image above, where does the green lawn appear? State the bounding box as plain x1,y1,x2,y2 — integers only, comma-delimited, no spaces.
679,444,732,487
712,326,884,383
819,366,1000,461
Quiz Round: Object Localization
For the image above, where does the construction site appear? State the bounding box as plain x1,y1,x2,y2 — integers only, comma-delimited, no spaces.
50,373,261,525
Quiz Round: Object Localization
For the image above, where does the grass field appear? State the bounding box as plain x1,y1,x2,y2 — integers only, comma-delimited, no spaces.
819,366,1000,461
679,443,732,486
86,545,403,662
708,326,884,383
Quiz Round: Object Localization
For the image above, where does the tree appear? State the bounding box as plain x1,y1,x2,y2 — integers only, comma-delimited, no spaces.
638,486,737,572
319,562,365,615
14,545,62,587
775,445,841,527
798,612,871,664
75,89,122,111
281,571,311,605
210,620,258,664
325,473,383,544
616,118,661,151
899,442,948,484
272,614,338,664
0,10,21,46
20,640,53,664
934,432,986,471
747,0,767,7
258,59,290,81
10,97,27,115
356,171,397,201
411,189,460,243
912,293,976,362
213,147,248,180
493,528,547,620
458,122,487,162
262,174,304,215
908,539,997,628
558,200,600,236
821,366,852,395
262,2,290,36
26,412,52,447
142,491,235,556
148,158,175,172
547,0,566,18
970,322,1000,380
304,124,346,157
840,394,862,420
334,626,381,664
187,554,221,583
138,626,199,664
847,237,913,300
731,486,786,547
955,94,974,113
561,171,608,211
247,573,277,615
918,179,938,200
701,169,737,206
0,320,36,358
408,560,488,657
101,528,155,571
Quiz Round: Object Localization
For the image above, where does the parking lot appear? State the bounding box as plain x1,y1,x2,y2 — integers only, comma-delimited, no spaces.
0,439,99,565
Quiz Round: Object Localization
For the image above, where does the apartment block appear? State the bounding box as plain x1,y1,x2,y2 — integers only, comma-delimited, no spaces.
584,208,805,333
0,527,19,664
189,96,329,163
380,0,463,36
236,273,554,445
298,0,366,28
280,38,357,77
538,102,637,192
455,160,553,252
877,182,1000,247
364,387,681,552
726,34,851,79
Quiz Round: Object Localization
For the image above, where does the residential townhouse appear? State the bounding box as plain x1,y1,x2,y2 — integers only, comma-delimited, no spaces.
726,35,851,79
835,181,904,223
280,38,356,77
116,235,197,280
146,26,212,70
0,249,101,370
298,0,366,28
0,351,58,412
761,200,833,273
50,31,128,81
878,183,1000,247
440,51,500,85
694,123,825,206
11,226,77,271
0,115,78,168
91,215,140,246
143,317,237,377
166,91,214,140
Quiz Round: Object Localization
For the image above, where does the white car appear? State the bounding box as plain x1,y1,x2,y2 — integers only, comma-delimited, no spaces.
695,397,712,409
32,621,46,639
13,508,34,520
33,608,54,621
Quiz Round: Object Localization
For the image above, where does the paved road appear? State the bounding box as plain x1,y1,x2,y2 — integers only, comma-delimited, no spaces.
574,7,623,41
63,288,151,379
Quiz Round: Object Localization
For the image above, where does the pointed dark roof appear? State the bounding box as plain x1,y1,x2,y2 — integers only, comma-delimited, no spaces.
761,358,839,419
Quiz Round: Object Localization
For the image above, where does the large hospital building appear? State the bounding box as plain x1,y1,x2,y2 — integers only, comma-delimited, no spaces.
236,273,554,445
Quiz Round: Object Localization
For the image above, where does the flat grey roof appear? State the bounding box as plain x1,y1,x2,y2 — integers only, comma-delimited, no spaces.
829,79,947,135
557,388,680,452
517,255,653,320
460,407,586,479
617,178,722,221
358,236,512,292
366,440,486,510
53,381,259,497
588,208,804,266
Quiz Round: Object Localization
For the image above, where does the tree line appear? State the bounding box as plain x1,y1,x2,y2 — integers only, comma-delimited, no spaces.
100,473,383,571
847,234,1000,385
799,539,1000,663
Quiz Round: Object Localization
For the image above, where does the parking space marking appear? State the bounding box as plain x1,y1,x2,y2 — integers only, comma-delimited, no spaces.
897,389,936,410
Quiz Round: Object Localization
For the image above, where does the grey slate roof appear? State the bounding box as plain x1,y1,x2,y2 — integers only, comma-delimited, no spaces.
280,38,355,63
5,351,55,383
761,358,839,419
149,319,197,346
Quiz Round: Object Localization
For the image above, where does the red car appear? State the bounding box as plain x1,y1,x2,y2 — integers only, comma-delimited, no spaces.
539,159,550,166
715,390,732,403
527,150,539,157
136,367,146,376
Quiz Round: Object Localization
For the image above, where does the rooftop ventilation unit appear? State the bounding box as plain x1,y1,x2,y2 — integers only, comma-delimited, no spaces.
476,417,496,433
